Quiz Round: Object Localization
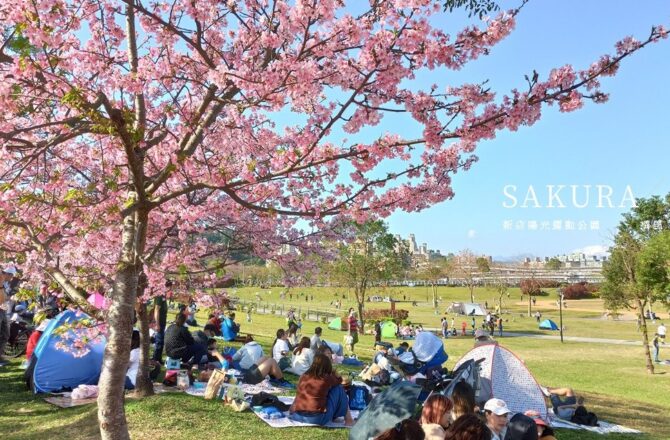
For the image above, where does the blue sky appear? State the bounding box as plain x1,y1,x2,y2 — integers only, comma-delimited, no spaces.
384,0,670,258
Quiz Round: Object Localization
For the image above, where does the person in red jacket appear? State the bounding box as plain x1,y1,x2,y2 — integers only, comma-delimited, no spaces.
26,319,51,361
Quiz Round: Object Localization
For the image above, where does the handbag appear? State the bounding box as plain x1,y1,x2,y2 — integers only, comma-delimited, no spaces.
204,369,227,400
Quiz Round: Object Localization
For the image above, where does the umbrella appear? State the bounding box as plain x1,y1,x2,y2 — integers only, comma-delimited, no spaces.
349,381,421,440
87,293,109,310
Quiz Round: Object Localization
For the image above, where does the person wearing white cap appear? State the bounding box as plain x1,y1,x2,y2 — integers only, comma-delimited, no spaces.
474,328,498,348
484,398,511,440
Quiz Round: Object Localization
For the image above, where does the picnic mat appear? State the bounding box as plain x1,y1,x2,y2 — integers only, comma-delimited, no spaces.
548,410,641,435
44,395,98,408
252,396,359,429
184,380,284,397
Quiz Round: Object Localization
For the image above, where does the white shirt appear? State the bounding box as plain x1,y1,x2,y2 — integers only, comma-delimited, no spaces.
288,348,314,376
233,342,264,370
272,339,290,363
126,348,140,386
658,324,667,336
310,334,322,351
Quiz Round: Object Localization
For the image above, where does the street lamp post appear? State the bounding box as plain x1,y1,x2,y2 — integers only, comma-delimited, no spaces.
558,288,564,343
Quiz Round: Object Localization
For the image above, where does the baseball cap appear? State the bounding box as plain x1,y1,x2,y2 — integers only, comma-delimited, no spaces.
484,398,511,416
524,410,548,427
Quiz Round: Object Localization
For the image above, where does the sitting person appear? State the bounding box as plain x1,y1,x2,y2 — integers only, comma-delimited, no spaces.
545,386,581,420
165,313,208,366
310,327,323,351
395,341,410,355
232,335,292,387
206,314,222,335
524,411,557,440
374,419,425,440
25,318,51,362
451,381,476,422
193,324,219,347
444,414,492,440
421,394,454,439
483,398,511,440
272,328,292,370
286,336,314,376
504,413,537,440
474,329,498,348
125,330,141,390
373,342,401,382
287,322,300,347
289,353,353,426
221,312,243,342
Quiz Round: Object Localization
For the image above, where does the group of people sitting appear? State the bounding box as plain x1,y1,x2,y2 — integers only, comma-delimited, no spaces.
398,324,423,339
372,382,557,440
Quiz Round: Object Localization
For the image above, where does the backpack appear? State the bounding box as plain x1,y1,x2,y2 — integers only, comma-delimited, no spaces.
348,385,371,410
571,406,599,426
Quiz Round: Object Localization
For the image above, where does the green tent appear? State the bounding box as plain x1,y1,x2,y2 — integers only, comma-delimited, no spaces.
380,321,397,338
328,317,347,331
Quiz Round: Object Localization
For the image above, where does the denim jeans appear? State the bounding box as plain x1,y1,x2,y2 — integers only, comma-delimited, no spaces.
550,394,576,419
152,329,165,362
654,345,660,362
289,385,348,426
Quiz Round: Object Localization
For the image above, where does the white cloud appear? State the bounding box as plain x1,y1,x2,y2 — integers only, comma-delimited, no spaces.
570,244,609,256
467,229,476,239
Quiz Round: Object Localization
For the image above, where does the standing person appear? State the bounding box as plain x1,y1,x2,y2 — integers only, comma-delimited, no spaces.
374,320,382,344
347,309,359,353
151,290,169,363
483,398,511,440
441,318,448,338
460,321,467,336
636,315,642,332
497,317,503,337
657,322,666,343
471,317,476,336
450,317,455,332
0,268,16,365
289,353,353,426
652,333,661,363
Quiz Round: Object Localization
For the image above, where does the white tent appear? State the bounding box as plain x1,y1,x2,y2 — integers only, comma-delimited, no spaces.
447,302,486,316
454,344,547,418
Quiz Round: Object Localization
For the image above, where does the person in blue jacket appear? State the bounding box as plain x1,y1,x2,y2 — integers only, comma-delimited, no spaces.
221,312,244,342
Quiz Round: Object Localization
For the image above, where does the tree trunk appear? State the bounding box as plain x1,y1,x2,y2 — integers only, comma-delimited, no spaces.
133,300,154,397
432,283,438,309
469,284,474,303
528,294,532,317
98,208,148,440
636,298,655,374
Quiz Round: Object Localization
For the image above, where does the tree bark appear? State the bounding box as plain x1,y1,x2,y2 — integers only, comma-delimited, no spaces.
528,294,532,317
432,283,438,309
133,299,154,397
636,298,655,374
97,207,148,440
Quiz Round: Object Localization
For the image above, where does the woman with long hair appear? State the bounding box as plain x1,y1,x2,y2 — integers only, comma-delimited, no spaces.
271,328,291,370
420,394,454,439
451,381,476,422
289,353,353,426
287,322,300,347
286,336,314,376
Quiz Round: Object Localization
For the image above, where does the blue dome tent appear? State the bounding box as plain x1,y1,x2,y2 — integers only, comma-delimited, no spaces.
30,310,106,393
539,319,559,331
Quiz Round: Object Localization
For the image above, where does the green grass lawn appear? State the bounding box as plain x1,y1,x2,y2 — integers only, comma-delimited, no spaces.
1,285,668,439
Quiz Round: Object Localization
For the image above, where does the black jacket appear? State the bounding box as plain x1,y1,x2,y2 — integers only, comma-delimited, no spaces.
164,324,194,359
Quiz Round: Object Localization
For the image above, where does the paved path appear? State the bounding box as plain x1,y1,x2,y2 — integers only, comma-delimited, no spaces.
426,328,646,346
501,332,644,346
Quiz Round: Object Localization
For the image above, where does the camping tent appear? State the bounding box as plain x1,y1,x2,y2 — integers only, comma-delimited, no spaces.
30,310,106,393
454,344,547,418
539,319,559,330
380,321,397,338
447,302,486,316
328,317,348,331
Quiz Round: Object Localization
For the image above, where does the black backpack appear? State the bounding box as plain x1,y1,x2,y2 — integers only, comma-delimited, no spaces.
571,406,599,426
398,349,425,376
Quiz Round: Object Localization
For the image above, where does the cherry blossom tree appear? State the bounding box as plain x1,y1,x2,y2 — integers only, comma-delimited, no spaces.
0,1,667,438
